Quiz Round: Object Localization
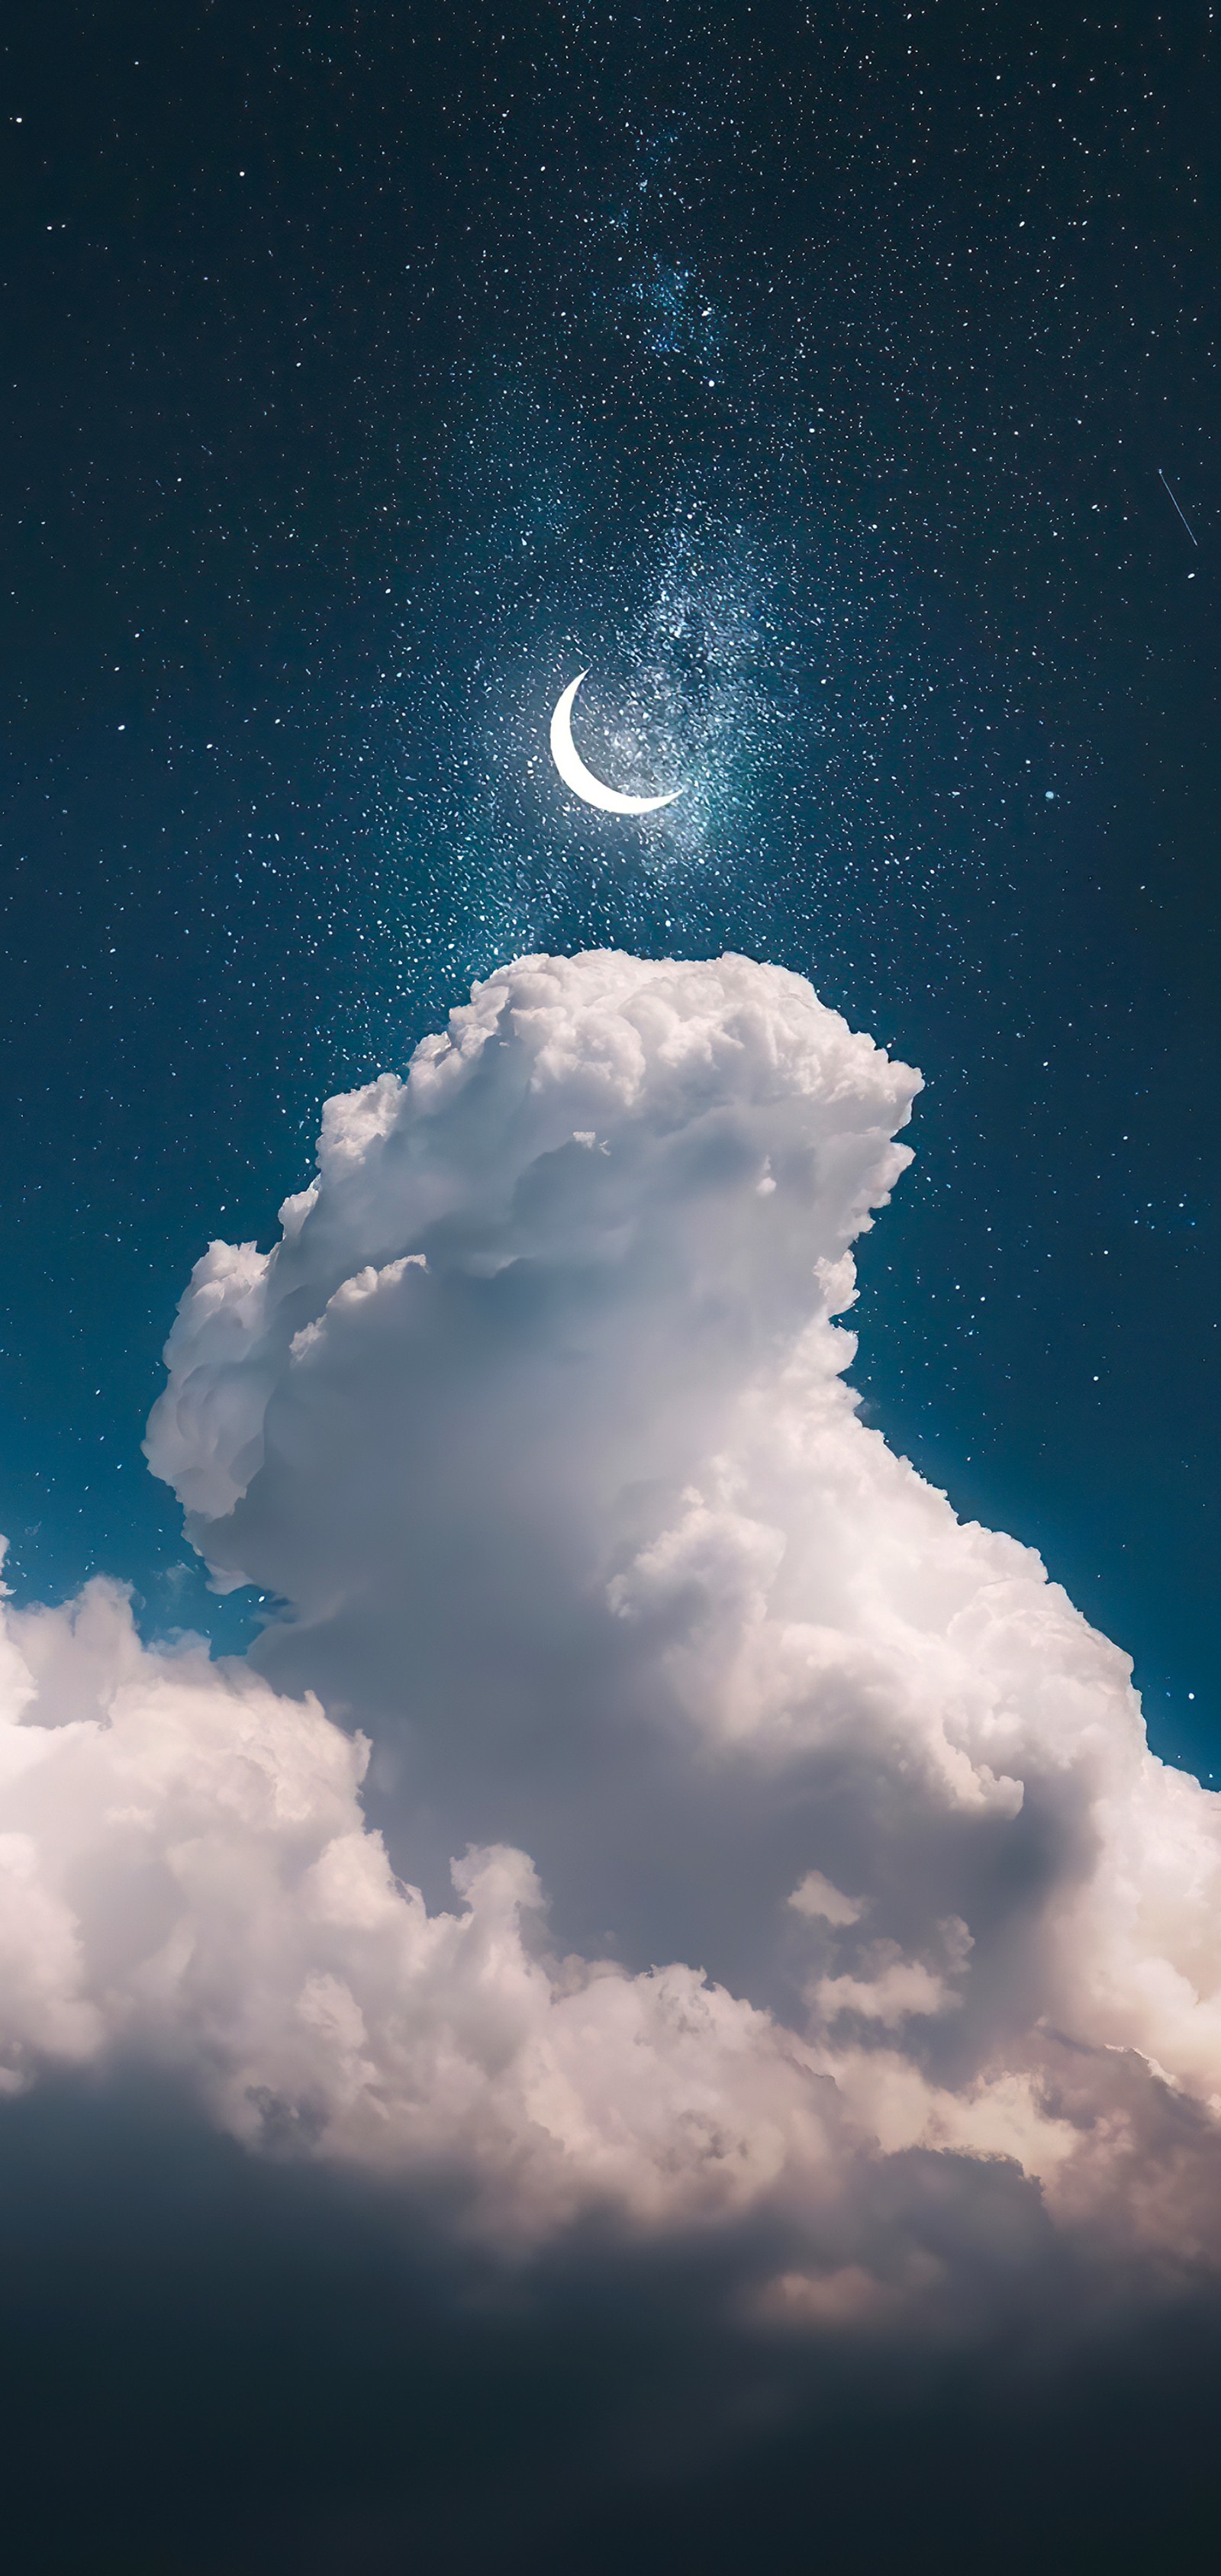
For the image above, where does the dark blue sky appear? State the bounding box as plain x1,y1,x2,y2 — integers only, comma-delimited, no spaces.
0,0,1216,1778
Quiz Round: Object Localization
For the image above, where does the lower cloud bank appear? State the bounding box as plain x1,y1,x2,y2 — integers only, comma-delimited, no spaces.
3,953,1219,2565
0,2072,1217,2573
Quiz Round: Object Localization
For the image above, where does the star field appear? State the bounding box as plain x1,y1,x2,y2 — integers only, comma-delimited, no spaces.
0,1,1216,1762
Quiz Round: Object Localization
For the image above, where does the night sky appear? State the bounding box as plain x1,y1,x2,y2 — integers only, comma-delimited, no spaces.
1,5,1219,2568
2,2,1216,1763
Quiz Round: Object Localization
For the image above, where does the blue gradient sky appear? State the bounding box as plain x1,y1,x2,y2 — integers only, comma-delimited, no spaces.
0,0,1216,1779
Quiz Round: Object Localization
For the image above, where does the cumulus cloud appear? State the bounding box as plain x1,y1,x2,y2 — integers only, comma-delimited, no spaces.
0,1557,845,2247
4,951,1221,2322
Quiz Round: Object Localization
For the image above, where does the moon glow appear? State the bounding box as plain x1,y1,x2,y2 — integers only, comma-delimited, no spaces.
549,671,684,816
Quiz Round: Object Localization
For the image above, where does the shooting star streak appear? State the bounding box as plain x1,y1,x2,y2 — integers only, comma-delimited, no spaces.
1158,469,1198,546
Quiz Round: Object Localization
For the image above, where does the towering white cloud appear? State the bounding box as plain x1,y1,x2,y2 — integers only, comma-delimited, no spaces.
4,952,1220,2312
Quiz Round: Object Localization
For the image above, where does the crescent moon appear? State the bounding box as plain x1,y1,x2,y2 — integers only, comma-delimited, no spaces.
549,672,684,816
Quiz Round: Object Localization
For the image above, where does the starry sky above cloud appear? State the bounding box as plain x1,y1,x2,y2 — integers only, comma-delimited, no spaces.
0,0,1216,1739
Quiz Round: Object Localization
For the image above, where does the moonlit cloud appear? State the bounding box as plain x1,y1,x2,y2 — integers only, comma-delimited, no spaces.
3,951,1220,2321
0,1563,836,2239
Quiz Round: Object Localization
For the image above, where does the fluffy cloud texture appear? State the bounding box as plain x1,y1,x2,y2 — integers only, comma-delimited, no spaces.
5,953,1221,2316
